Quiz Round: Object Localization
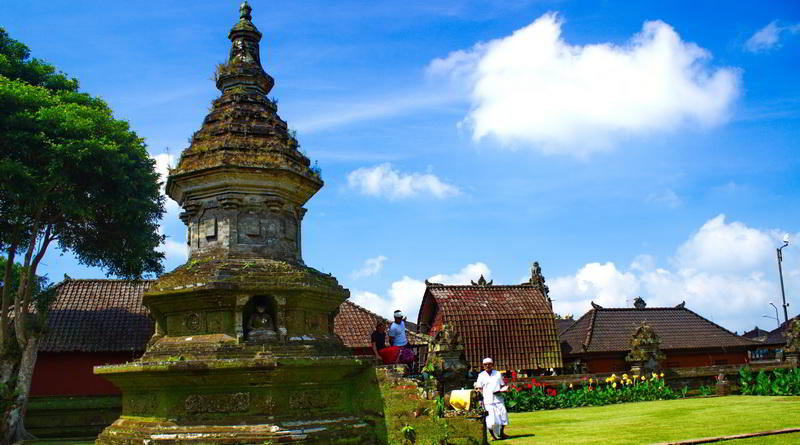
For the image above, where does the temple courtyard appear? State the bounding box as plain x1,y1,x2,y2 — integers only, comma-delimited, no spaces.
19,396,800,444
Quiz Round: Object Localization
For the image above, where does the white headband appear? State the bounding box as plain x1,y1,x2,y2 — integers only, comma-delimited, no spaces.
482,357,493,364
394,311,404,318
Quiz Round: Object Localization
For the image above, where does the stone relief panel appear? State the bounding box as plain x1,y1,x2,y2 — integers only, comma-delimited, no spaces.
124,393,158,416
288,388,341,410
184,312,202,334
185,392,250,414
237,210,262,244
202,217,217,239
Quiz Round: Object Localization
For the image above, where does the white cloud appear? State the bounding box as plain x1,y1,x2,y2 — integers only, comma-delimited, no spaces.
646,189,682,209
550,215,798,332
673,214,773,273
745,21,800,53
429,13,741,156
293,92,456,133
351,255,388,279
429,262,491,284
151,152,186,266
351,276,426,322
347,163,460,199
350,262,491,321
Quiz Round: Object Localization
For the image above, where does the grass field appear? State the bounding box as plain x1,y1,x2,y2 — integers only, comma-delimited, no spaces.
22,396,800,445
504,396,800,444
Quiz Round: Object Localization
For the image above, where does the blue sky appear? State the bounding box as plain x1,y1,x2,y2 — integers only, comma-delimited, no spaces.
3,0,799,333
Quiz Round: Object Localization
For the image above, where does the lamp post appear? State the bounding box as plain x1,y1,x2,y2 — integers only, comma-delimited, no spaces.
763,302,780,328
777,235,790,324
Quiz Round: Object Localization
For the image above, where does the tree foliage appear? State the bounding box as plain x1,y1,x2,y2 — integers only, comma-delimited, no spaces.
0,27,165,441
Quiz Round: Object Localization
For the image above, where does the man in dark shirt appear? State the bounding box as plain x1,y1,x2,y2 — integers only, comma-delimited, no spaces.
371,321,387,360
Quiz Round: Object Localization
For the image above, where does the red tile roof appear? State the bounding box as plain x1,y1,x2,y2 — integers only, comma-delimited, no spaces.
40,279,426,353
41,279,154,352
561,303,759,355
333,300,428,349
418,283,562,371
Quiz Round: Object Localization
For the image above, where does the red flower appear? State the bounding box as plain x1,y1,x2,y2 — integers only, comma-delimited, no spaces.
527,383,533,389
511,371,517,380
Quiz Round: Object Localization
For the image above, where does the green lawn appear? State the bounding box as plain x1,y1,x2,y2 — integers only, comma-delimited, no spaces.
505,396,800,445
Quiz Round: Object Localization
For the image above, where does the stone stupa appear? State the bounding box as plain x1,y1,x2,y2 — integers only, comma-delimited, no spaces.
95,3,381,442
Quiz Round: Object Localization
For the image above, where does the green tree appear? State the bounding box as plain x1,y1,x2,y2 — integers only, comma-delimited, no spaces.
0,28,165,441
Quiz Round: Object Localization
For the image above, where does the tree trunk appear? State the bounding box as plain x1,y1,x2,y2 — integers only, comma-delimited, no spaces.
2,337,38,444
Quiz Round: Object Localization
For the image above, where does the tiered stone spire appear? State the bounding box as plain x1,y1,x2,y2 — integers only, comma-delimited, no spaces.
167,1,320,264
96,6,379,442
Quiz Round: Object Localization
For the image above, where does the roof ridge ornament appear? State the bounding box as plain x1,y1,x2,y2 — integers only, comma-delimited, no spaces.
675,301,686,309
591,301,602,309
470,275,493,286
528,261,550,297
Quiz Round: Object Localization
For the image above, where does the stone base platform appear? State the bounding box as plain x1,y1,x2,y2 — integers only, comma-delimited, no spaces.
96,417,374,444
94,356,384,444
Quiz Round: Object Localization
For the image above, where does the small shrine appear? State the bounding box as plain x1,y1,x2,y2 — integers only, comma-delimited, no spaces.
94,3,380,442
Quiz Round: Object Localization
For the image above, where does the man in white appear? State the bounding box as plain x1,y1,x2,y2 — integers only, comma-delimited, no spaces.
475,357,509,440
387,310,408,347
387,310,415,364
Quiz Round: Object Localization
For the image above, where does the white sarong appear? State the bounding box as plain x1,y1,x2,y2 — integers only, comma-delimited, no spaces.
485,400,509,435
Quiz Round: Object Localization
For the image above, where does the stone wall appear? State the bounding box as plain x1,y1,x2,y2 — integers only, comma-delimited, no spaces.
27,395,121,438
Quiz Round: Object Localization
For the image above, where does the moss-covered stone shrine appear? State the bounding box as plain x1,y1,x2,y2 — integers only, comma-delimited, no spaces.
94,3,383,442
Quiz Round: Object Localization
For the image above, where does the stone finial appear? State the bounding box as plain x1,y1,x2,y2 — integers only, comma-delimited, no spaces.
470,275,492,286
240,1,252,21
529,261,550,297
591,301,602,309
633,296,646,309
675,301,686,309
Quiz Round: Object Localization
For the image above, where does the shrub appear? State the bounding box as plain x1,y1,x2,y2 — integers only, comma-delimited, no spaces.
739,367,800,396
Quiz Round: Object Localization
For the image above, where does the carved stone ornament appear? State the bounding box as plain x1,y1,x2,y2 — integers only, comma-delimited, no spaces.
185,392,250,413
470,275,493,286
184,312,202,332
125,393,158,415
625,322,665,372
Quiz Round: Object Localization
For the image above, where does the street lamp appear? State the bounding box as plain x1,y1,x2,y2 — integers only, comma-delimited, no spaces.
761,302,780,328
777,234,790,324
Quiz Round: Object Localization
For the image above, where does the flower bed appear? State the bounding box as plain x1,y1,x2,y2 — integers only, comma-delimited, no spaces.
505,371,689,412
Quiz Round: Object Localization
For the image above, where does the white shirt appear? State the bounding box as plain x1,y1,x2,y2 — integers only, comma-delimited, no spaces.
387,321,408,347
476,369,506,405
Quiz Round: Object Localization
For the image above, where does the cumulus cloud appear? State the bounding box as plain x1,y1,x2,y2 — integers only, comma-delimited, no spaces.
347,163,460,199
351,255,388,279
550,215,797,332
673,214,773,273
745,21,800,53
428,13,741,155
350,262,491,321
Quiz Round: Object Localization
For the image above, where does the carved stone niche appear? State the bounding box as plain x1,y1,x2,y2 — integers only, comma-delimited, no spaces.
244,295,278,343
